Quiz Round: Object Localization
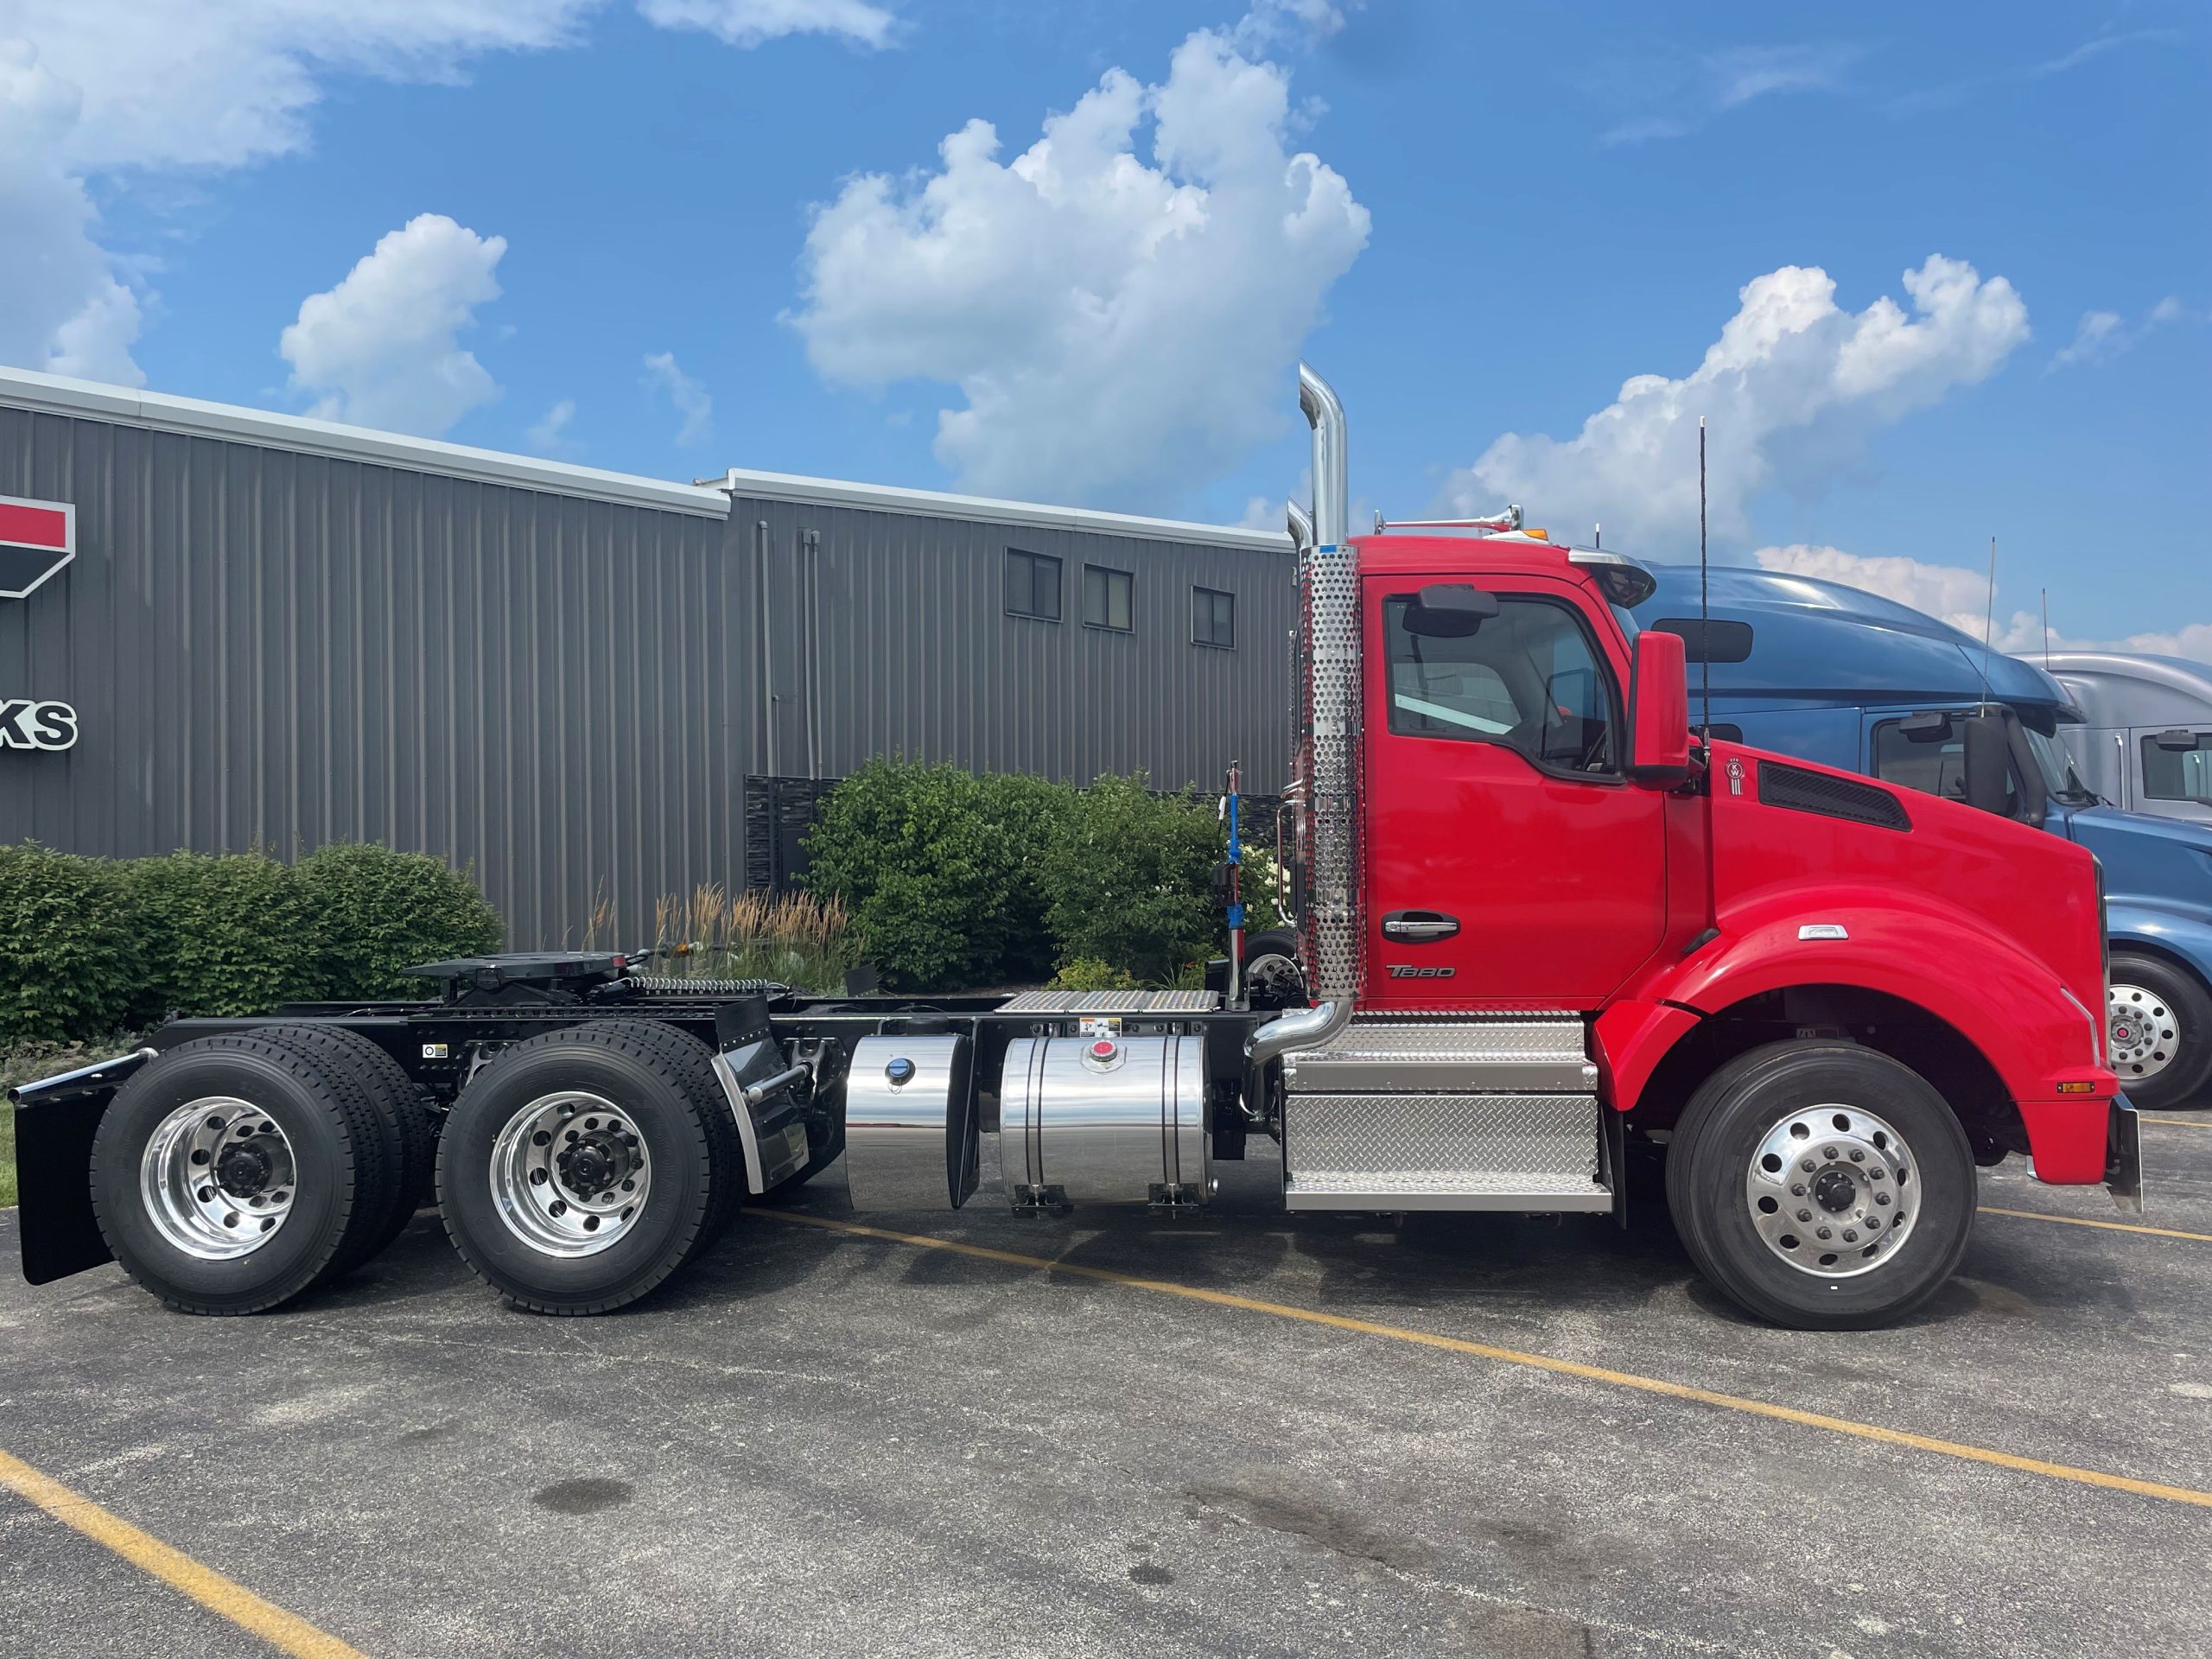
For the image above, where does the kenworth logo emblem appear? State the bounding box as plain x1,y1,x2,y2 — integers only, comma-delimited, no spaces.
1387,964,1456,979
0,700,77,752
0,495,75,600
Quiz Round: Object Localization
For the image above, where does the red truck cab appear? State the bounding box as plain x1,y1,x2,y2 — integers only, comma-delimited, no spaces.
1289,515,2134,1324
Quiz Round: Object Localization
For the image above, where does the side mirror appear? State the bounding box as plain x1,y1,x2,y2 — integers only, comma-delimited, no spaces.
1628,628,1693,784
1961,715,2011,817
1404,583,1500,638
2154,728,2203,751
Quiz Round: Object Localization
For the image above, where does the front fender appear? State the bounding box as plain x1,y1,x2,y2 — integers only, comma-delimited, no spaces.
2107,898,2212,990
1611,898,2115,1184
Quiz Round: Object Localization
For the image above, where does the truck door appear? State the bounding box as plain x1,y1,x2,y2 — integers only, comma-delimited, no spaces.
1360,577,1668,1007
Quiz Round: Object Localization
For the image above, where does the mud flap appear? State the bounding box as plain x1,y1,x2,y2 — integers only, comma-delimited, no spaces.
9,1049,156,1284
2106,1096,2144,1215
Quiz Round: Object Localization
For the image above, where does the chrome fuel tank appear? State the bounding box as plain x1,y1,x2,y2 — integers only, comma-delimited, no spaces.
999,1033,1210,1209
842,1033,978,1210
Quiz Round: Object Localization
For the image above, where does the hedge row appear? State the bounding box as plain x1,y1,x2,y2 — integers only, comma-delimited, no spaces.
0,842,504,1045
802,760,1283,990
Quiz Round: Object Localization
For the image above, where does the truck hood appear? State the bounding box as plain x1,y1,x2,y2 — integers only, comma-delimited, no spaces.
1705,742,2107,1019
2056,804,2212,917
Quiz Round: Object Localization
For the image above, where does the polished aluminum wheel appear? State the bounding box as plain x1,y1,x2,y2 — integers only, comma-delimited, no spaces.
488,1091,651,1258
2108,982,2179,1084
139,1097,297,1261
1743,1103,1918,1279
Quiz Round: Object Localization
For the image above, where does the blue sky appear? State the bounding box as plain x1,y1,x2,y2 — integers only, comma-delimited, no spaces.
4,0,2206,653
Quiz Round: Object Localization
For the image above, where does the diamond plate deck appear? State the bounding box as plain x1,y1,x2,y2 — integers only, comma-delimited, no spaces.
996,989,1222,1014
1283,1092,1606,1213
1282,1019,1593,1094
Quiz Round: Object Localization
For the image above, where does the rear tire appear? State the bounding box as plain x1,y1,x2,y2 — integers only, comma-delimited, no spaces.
1665,1041,1975,1331
2107,951,2212,1110
437,1021,741,1314
259,1024,435,1262
90,1033,397,1314
1242,928,1308,1011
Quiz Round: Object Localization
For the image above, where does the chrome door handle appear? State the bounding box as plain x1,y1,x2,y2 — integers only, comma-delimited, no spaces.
1381,912,1460,943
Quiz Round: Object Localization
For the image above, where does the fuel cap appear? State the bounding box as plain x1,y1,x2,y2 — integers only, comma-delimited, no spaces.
885,1057,917,1086
1089,1039,1117,1060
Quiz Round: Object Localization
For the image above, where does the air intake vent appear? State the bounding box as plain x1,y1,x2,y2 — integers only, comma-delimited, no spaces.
1757,762,1912,832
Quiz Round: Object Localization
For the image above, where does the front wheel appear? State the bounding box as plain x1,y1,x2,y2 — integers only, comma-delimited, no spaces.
1665,1041,1976,1331
2107,951,2212,1110
1240,928,1309,1011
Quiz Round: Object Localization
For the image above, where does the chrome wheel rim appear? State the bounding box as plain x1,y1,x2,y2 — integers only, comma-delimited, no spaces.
488,1092,651,1258
1744,1103,1919,1279
139,1097,297,1260
1243,952,1306,1010
2108,983,2178,1083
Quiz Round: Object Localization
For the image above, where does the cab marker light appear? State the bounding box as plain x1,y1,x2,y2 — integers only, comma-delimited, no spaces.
1798,924,1849,941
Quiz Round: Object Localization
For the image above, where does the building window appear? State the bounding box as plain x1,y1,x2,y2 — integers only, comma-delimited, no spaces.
1006,548,1061,621
1193,586,1235,649
1083,564,1134,632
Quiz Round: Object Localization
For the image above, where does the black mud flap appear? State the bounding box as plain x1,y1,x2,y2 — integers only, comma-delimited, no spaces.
9,1049,154,1285
2106,1096,2144,1216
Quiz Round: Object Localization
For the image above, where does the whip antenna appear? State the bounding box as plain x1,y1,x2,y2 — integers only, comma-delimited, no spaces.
2042,587,2051,669
1977,536,1998,715
1699,417,1711,742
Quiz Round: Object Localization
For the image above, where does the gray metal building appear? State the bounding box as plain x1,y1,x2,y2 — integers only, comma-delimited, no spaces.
0,366,1290,949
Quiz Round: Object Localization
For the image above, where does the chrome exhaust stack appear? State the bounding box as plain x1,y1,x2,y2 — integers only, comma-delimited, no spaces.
1250,364,1361,1067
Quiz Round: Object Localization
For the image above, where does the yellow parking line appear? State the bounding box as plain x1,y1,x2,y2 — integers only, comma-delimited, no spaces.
2144,1117,2212,1131
1980,1205,2212,1243
773,1211,2212,1511
0,1446,367,1658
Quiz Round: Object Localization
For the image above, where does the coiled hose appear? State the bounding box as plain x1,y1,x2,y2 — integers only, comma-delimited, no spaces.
621,976,791,998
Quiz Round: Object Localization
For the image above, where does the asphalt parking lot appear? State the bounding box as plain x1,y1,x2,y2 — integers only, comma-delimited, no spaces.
3,1113,2209,1659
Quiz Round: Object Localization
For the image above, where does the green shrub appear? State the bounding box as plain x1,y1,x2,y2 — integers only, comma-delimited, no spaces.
0,844,137,1044
297,842,503,998
1042,775,1224,984
802,759,1052,989
1046,957,1140,993
129,850,320,1022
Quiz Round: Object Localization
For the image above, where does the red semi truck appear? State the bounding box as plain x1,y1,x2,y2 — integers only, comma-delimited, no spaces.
8,365,2140,1330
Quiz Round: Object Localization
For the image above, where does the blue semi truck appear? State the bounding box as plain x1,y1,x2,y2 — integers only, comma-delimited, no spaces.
1645,563,2212,1109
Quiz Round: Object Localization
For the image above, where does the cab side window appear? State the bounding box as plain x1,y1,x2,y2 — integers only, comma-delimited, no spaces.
2142,733,2212,804
1870,718,2019,814
1384,594,1618,775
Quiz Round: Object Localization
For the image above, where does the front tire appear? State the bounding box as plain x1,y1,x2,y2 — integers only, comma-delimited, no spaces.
1241,928,1309,1011
437,1021,741,1314
1665,1041,1976,1331
2107,952,2212,1110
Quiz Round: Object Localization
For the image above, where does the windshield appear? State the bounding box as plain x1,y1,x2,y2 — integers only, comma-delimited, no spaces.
2022,722,2097,804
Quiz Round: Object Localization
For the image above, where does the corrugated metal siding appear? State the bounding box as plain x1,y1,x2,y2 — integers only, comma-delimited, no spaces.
729,493,1293,793
0,396,1294,955
0,404,748,950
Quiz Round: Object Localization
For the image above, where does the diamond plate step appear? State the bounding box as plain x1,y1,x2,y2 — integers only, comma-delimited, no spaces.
1282,1019,1593,1095
1282,1091,1610,1213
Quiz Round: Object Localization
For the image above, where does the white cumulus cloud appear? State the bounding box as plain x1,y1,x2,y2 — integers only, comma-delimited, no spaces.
0,40,145,385
638,0,896,48
1752,543,2212,665
644,353,713,445
2048,296,2191,373
280,214,507,436
1442,256,2030,556
787,26,1370,510
527,397,580,454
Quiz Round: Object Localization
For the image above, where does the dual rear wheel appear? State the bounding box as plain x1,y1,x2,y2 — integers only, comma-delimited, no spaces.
92,1022,747,1317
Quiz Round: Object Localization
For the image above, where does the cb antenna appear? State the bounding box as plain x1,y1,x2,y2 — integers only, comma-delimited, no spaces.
2041,587,2051,669
1976,535,1999,715
1698,417,1711,742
